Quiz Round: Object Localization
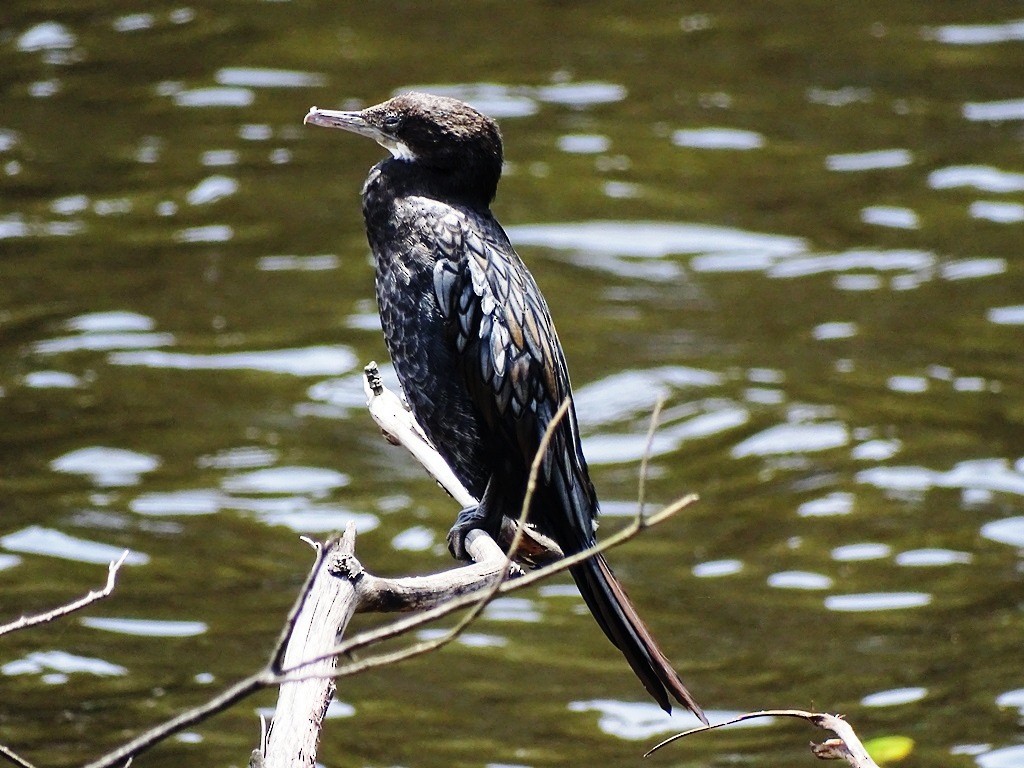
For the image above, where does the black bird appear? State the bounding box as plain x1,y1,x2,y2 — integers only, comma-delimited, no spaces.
305,92,705,721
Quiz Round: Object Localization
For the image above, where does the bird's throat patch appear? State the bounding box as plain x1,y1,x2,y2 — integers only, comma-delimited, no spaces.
379,137,417,162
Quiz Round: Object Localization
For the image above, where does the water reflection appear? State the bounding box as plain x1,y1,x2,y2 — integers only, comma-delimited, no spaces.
2,651,126,680
568,699,769,740
860,687,927,707
110,346,356,376
0,526,148,565
51,447,160,486
80,617,207,637
4,1,1024,764
824,592,931,611
671,128,765,150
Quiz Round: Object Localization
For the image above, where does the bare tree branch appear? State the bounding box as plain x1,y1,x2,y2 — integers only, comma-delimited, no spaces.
0,551,129,638
644,709,881,768
0,743,37,768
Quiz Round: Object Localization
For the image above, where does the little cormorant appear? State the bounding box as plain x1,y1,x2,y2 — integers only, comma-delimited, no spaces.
305,92,705,721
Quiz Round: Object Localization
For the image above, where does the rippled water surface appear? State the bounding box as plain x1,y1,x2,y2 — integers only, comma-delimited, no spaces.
2,3,1023,767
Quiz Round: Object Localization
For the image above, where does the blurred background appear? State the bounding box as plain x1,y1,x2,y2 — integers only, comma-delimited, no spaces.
2,2,1023,766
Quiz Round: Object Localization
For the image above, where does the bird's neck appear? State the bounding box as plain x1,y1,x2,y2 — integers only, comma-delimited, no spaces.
369,156,498,210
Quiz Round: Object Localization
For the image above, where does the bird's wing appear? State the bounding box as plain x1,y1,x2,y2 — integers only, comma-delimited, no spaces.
431,207,598,537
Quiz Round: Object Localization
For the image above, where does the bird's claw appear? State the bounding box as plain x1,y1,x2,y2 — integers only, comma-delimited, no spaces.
447,505,491,560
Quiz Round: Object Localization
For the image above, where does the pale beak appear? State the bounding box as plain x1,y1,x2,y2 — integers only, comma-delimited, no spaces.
303,107,383,142
304,106,417,161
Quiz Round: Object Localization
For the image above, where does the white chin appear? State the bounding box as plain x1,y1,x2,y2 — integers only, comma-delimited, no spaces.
381,139,417,161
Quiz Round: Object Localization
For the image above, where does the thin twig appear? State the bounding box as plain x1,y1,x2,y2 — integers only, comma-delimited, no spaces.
0,744,36,768
644,709,880,768
636,395,666,522
0,551,130,638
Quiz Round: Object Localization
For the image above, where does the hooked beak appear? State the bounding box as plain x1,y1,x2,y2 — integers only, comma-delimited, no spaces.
304,107,382,141
304,106,417,161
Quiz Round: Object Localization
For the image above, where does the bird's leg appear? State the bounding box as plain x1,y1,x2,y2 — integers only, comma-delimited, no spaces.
447,478,504,560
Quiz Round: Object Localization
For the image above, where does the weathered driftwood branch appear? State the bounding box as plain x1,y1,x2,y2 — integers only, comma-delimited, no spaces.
259,397,576,767
259,525,513,768
645,709,881,768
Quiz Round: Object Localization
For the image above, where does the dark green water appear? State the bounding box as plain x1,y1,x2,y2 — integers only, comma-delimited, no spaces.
2,2,1023,767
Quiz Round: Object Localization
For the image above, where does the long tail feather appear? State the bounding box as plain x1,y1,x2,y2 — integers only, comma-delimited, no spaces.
570,553,708,723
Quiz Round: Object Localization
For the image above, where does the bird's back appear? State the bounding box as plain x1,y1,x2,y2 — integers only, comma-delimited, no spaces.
363,158,598,541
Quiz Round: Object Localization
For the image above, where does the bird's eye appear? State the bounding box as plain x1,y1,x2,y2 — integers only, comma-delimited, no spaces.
383,114,401,130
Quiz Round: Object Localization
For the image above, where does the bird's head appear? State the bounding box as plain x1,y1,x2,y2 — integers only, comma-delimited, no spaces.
305,92,504,204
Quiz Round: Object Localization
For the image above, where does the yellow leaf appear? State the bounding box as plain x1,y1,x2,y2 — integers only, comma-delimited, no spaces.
864,735,915,764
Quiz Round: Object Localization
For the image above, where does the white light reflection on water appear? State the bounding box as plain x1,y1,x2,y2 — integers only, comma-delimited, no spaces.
483,597,541,623
215,67,327,89
174,224,234,242
929,165,1024,192
963,99,1024,122
173,87,254,108
895,549,972,567
731,422,848,458
216,495,379,533
584,405,749,465
109,346,357,376
23,370,81,388
33,332,175,355
672,127,765,150
573,367,723,428
51,446,160,486
186,175,238,205
692,559,743,577
976,745,1024,768
988,305,1024,325
797,492,853,518
221,466,349,495
509,221,806,259
17,22,76,52
831,542,891,561
768,248,934,279
767,571,833,590
851,439,902,461
557,134,611,154
131,489,224,516
825,149,912,171
0,526,148,565
941,258,1007,280
980,517,1024,547
416,628,508,648
81,617,207,637
536,82,627,106
996,688,1024,715
860,206,919,229
861,687,927,707
2,650,126,679
858,458,1024,497
568,700,771,740
928,19,1024,45
197,446,279,470
391,526,435,552
824,592,931,612
970,201,1024,223
257,254,339,271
